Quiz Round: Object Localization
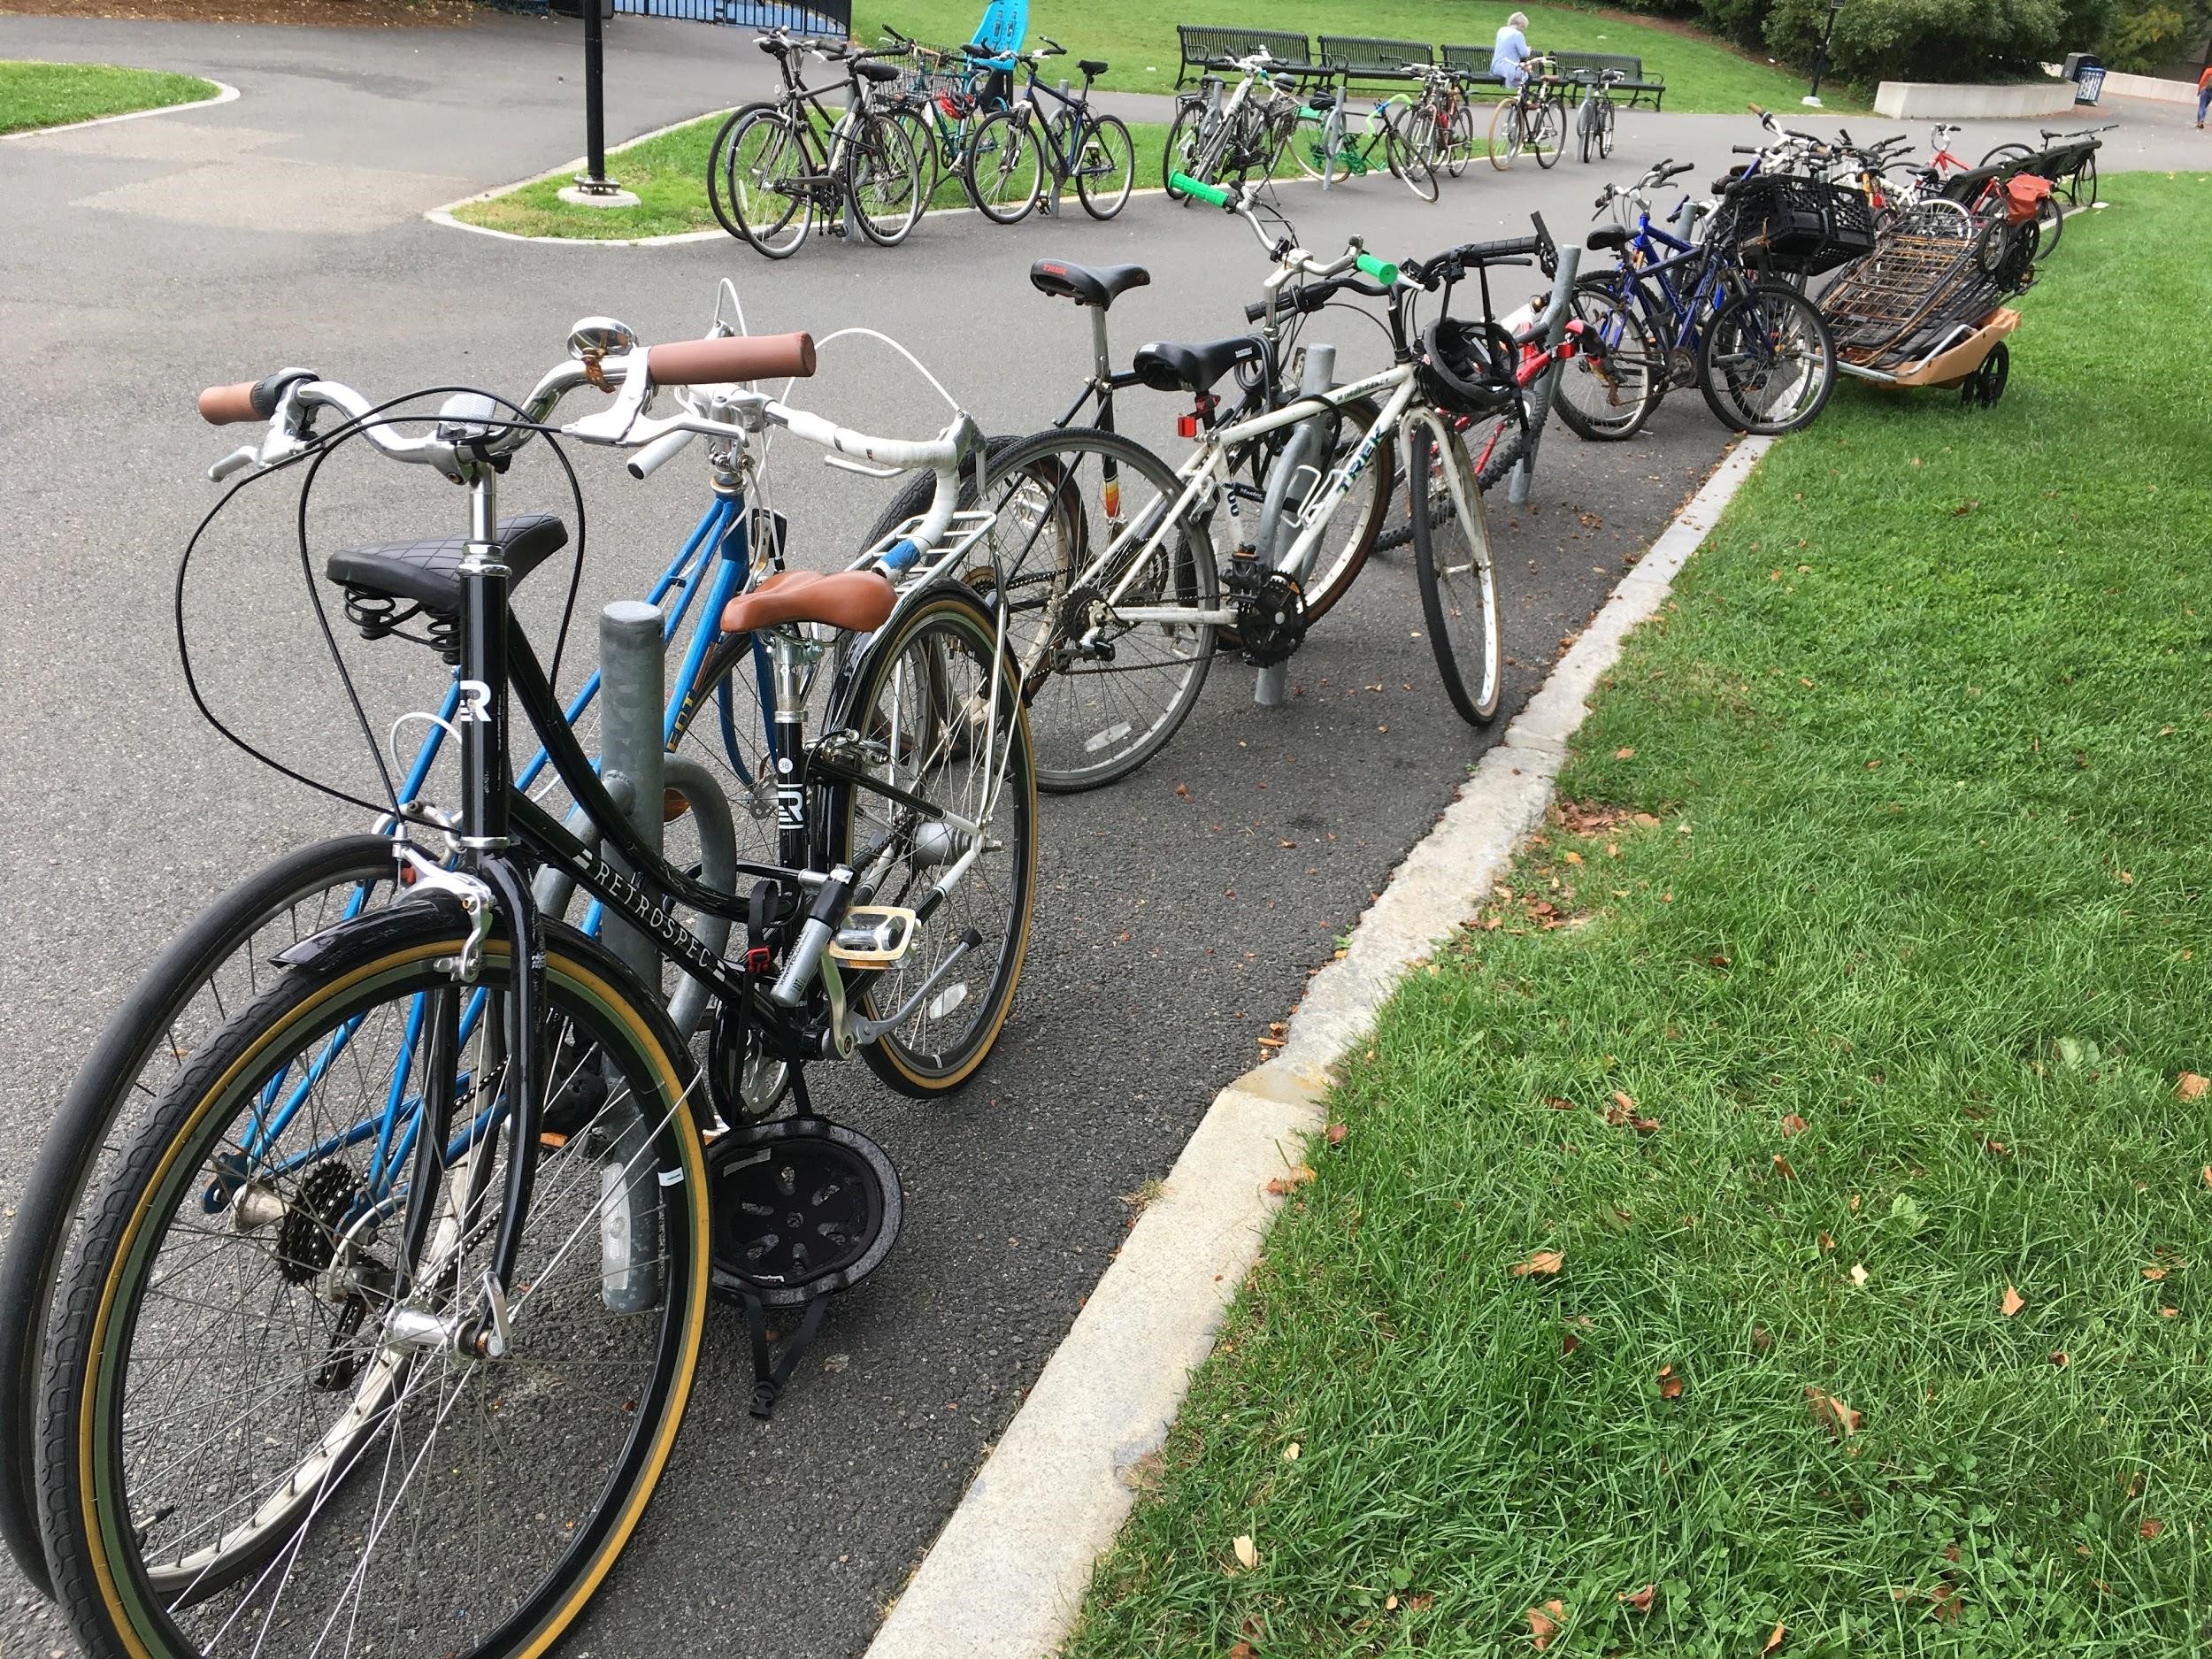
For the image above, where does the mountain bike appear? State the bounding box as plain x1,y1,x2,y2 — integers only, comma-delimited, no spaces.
1578,157,1838,434
1489,57,1566,171
29,330,1035,1659
1576,67,1623,164
708,28,924,257
961,37,1134,223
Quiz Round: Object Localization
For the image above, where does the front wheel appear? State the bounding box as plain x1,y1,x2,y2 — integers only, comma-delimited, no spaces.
1386,111,1439,201
722,104,813,258
1698,280,1836,435
2068,152,2098,207
1979,142,2034,168
1594,96,1614,160
2032,190,2063,260
1409,416,1502,726
1164,101,1210,199
37,909,713,1659
834,585,1036,1095
1075,113,1136,219
1554,286,1661,442
1447,104,1475,177
965,107,1044,224
1531,95,1564,168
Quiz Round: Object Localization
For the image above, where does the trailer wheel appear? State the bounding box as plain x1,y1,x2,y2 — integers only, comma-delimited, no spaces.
1962,342,2009,410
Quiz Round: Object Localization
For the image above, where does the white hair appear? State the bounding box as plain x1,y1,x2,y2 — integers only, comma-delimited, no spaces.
1508,11,1529,27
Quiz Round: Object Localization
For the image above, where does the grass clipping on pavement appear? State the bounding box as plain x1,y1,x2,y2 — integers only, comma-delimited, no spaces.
1070,173,2212,1657
0,60,216,134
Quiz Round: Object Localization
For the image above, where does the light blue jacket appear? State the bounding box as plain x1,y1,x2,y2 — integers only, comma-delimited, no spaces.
1491,24,1531,86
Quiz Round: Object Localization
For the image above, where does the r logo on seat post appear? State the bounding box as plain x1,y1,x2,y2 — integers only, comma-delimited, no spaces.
455,680,495,724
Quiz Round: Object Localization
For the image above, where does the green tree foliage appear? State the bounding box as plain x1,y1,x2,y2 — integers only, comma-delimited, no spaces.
1597,0,2140,81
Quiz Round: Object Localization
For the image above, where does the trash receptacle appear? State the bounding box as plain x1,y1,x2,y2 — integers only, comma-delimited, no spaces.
2062,52,2105,106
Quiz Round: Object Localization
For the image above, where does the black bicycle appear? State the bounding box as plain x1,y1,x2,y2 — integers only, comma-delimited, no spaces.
960,35,1135,223
32,329,1035,1659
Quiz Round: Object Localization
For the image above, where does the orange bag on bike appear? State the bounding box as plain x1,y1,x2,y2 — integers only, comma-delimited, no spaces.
2002,173,2053,224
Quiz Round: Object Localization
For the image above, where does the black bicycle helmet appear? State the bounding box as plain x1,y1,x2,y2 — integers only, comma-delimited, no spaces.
1417,316,1517,419
708,1117,903,1308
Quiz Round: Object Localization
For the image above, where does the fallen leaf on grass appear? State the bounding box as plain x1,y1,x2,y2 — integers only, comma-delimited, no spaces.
1773,1155,1798,1180
1545,1095,1578,1111
1657,1364,1684,1400
2002,1285,2025,1317
2160,1307,2179,1318
1512,1250,1565,1278
1762,1620,1787,1655
2141,1518,2165,1539
1526,1600,1566,1651
2051,1349,2070,1367
2143,1267,2167,1281
1228,1644,1254,1659
1807,1386,1861,1438
1780,1114,1808,1137
1930,1584,1961,1624
1618,1583,1656,1613
1406,1593,1434,1612
1849,1263,1870,1287
1233,1534,1259,1571
1325,1123,1348,1145
1613,747,1636,760
1264,1164,1316,1195
1818,1231,1835,1254
2177,1073,2208,1102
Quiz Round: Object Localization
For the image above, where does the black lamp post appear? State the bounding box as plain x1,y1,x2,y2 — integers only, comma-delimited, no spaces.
1803,0,1845,109
574,0,624,197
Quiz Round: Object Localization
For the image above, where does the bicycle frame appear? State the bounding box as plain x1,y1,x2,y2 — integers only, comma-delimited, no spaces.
1601,207,1740,355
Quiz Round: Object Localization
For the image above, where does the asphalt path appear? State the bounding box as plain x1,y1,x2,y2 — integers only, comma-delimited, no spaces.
1,12,2199,1655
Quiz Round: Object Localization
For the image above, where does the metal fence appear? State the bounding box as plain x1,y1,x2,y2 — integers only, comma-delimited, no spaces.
612,0,853,32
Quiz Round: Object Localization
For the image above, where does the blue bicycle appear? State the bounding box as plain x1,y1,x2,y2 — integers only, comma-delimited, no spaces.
1577,154,1838,434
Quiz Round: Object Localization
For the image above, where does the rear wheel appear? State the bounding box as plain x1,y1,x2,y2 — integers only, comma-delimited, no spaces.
1409,416,1502,726
1290,102,1340,182
2032,190,2063,260
969,426,1220,792
1698,280,1836,435
1978,141,2034,167
1386,112,1439,202
833,587,1035,1096
37,913,711,1659
1075,113,1136,219
965,107,1044,223
1448,104,1476,176
1530,94,1564,169
2068,152,2098,207
845,111,924,246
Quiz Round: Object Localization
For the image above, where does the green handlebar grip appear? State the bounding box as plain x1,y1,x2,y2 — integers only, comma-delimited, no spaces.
1355,250,1401,287
1170,172,1231,207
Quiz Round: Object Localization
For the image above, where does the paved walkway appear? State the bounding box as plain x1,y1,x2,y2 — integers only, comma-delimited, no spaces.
0,12,2197,1655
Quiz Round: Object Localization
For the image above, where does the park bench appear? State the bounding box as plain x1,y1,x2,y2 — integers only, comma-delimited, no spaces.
1438,42,1508,92
1316,34,1432,92
1173,24,1316,86
1554,49,1665,109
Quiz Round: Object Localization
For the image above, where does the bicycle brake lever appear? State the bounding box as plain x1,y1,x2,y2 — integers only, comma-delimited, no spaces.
209,445,259,483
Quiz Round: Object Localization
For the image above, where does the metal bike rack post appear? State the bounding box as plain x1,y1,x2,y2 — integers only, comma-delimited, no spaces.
1255,340,1336,709
1042,82,1071,216
598,598,664,1315
1509,244,1582,508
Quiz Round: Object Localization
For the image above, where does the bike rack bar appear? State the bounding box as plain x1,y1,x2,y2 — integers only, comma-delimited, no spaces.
598,598,665,1316
1509,244,1581,508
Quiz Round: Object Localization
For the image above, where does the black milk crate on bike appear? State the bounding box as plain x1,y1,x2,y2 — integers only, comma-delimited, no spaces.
1708,173,1876,279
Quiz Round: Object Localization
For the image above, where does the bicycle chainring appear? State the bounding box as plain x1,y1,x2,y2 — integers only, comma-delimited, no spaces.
1226,565,1307,667
276,1161,361,1286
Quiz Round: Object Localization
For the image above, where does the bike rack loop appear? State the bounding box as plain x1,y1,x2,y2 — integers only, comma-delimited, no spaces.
1255,339,1336,709
1509,243,1581,508
598,599,667,1316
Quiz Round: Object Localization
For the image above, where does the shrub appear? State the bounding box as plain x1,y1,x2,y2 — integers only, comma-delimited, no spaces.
1762,0,2116,86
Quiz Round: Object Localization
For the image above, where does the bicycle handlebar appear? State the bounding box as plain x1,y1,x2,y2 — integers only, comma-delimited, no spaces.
645,332,817,385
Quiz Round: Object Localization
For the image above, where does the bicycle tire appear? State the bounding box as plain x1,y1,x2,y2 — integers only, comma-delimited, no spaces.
1698,279,1836,435
36,904,711,1659
1387,113,1440,202
1487,98,1519,170
972,426,1219,793
723,104,813,258
889,105,941,216
1978,142,2034,168
1596,96,1614,160
1553,286,1660,442
845,110,924,246
2032,190,2063,260
1448,105,1475,177
0,834,399,1596
2070,152,2097,208
1409,416,1503,726
1075,113,1136,220
1164,102,1209,198
704,104,755,241
964,107,1043,224
1374,393,1525,557
1532,95,1564,169
831,585,1035,1096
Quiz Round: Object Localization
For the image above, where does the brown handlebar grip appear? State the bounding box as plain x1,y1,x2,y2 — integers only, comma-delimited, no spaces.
645,331,818,386
198,381,264,425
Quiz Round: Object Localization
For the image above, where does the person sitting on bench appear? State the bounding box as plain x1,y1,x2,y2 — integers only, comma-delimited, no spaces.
1492,12,1534,90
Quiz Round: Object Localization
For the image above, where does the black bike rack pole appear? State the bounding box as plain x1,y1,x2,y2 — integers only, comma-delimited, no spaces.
1509,245,1581,509
578,0,621,196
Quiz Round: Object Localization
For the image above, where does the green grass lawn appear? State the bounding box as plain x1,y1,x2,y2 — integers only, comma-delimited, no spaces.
449,110,1310,241
861,1,1836,112
0,60,217,136
1069,174,2212,1657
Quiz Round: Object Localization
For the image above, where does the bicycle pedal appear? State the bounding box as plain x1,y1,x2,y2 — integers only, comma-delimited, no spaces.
826,906,919,969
